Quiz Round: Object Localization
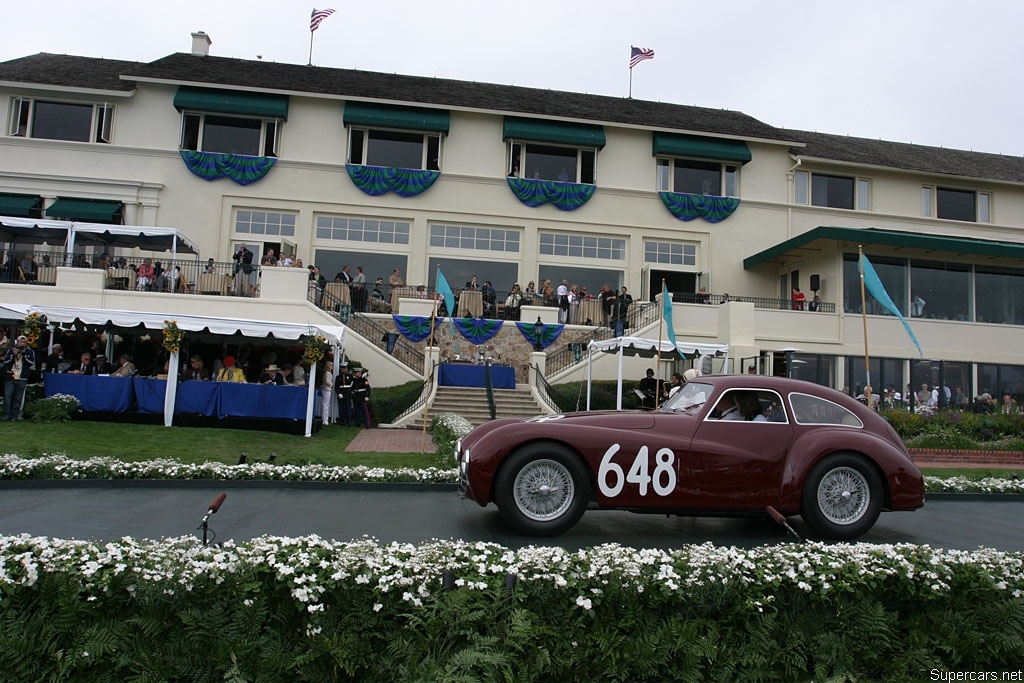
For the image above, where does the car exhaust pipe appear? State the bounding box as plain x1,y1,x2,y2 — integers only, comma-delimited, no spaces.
767,506,801,540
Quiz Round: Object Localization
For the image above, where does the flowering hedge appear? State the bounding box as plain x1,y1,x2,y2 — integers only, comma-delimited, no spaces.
0,534,1021,680
3,454,1024,493
0,454,458,484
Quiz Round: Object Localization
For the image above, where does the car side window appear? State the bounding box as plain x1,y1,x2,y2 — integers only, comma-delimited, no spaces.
708,389,785,422
789,392,863,427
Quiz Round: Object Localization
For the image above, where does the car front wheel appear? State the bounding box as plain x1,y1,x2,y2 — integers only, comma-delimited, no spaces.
800,452,882,540
493,443,590,536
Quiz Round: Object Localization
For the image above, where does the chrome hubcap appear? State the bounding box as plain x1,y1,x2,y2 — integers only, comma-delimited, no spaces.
513,459,574,522
817,466,869,525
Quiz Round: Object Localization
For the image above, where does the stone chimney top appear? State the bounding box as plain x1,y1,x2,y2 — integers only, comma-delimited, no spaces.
191,31,212,57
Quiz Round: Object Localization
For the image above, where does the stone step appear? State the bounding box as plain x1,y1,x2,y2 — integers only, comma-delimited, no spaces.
408,385,548,428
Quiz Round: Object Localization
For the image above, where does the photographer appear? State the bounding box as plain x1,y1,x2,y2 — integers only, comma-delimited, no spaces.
3,335,36,421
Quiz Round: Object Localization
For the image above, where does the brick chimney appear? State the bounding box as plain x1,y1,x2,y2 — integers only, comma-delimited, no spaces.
191,31,212,57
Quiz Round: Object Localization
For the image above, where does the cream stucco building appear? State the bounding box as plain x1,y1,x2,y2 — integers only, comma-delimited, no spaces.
2,33,1023,402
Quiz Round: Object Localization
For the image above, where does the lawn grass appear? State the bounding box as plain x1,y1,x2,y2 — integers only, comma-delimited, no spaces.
0,421,445,470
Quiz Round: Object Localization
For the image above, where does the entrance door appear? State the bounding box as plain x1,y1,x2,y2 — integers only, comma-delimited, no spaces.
649,269,696,302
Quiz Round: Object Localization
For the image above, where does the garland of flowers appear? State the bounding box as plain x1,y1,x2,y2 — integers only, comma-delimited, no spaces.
162,320,185,353
301,334,328,366
21,312,46,347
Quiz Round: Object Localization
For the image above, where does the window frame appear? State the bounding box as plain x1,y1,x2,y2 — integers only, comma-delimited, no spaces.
924,185,991,223
538,231,625,261
508,140,597,184
794,171,870,211
8,96,115,144
656,156,739,197
179,110,282,157
347,126,442,171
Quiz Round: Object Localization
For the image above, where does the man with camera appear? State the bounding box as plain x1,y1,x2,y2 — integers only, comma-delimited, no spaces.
3,335,35,421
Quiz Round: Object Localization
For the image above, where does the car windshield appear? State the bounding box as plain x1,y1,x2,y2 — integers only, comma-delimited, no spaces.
661,381,712,412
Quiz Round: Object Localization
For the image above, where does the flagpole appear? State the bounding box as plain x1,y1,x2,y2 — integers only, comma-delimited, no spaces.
420,265,441,453
308,31,314,66
654,278,665,405
859,245,872,405
628,66,633,99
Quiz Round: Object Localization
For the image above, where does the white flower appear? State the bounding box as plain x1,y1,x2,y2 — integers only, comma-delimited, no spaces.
575,595,592,610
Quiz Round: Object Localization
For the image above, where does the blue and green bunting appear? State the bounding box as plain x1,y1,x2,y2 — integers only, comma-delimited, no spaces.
515,321,564,349
659,191,740,223
392,315,442,342
453,318,503,345
180,151,277,185
346,165,440,198
506,177,595,211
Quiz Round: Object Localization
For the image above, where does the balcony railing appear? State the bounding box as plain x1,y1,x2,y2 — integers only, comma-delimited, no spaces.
673,291,836,313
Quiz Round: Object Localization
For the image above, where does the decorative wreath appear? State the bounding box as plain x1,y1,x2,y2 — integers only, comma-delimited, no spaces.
301,334,328,367
162,320,185,353
22,312,47,347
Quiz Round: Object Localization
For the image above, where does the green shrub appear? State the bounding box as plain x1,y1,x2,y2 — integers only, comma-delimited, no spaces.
904,428,978,450
368,379,424,425
430,413,473,461
549,380,623,413
24,393,80,423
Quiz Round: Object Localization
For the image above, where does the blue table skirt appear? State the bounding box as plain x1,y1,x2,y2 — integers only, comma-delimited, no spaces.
438,364,516,389
49,375,309,420
45,374,133,413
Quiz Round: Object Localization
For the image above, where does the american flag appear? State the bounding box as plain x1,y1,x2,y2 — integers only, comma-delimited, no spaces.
630,46,655,68
310,8,336,32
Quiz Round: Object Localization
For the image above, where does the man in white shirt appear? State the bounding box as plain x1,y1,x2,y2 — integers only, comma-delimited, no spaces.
556,279,569,323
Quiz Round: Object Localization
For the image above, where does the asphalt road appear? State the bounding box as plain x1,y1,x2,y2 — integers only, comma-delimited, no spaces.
0,484,1022,551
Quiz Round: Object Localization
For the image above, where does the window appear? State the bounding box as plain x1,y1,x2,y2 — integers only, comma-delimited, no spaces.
509,141,596,184
843,253,907,316
316,215,411,245
8,97,114,143
180,112,280,157
656,158,738,196
644,241,696,266
929,187,991,223
794,172,869,210
539,233,625,260
789,393,863,427
909,260,970,321
235,210,296,237
429,225,520,253
348,128,441,170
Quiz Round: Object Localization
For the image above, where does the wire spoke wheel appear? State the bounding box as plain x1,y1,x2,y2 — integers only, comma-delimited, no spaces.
816,465,870,525
513,458,575,521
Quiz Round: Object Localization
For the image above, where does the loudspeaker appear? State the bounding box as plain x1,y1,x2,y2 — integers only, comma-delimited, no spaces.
809,274,820,292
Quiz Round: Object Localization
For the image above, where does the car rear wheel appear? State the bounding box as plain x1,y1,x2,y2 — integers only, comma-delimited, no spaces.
493,443,590,536
800,452,882,540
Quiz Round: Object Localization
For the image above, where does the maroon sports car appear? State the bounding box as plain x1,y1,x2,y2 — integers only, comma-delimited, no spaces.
456,375,924,539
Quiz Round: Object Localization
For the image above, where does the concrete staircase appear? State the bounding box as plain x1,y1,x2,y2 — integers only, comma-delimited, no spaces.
412,385,549,428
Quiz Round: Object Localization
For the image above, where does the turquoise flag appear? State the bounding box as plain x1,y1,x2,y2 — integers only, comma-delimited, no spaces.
435,268,459,355
436,268,455,317
663,282,678,351
859,254,923,360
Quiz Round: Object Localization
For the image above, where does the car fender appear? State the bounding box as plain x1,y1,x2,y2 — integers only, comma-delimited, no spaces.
776,428,922,512
464,419,654,505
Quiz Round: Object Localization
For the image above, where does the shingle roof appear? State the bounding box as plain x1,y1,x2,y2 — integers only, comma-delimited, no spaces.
0,53,139,92
787,130,1024,184
124,53,782,141
2,52,1022,185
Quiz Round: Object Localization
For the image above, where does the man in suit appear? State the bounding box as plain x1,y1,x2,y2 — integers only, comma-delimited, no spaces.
350,367,371,427
65,351,98,375
44,343,65,373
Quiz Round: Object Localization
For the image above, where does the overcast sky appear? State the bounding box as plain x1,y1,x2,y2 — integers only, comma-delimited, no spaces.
5,0,1022,156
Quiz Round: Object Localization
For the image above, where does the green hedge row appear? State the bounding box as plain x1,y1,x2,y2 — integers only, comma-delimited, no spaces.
1,536,1021,682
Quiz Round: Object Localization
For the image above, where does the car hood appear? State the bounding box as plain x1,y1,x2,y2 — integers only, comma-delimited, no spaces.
523,410,657,429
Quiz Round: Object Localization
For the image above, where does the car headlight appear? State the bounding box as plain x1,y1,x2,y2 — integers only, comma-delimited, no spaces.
454,439,462,465
460,447,470,476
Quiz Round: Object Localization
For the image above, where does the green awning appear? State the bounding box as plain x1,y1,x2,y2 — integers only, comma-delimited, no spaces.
343,101,450,133
743,225,1024,269
46,198,123,223
652,132,751,164
174,86,289,120
0,193,42,217
503,117,606,148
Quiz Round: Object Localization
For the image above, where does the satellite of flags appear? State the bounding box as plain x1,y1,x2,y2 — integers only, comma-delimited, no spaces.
630,46,655,69
310,8,336,32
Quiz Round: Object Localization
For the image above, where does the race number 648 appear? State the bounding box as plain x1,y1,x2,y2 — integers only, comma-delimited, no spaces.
598,444,676,497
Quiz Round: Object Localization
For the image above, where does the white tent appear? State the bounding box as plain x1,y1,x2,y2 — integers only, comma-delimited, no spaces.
0,216,199,276
30,305,344,436
586,336,730,410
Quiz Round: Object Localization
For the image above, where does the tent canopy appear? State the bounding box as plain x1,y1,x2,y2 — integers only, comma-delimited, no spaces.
28,305,344,346
588,336,729,360
0,215,199,255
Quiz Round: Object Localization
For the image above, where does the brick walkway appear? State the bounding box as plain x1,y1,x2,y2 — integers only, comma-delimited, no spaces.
346,428,437,454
